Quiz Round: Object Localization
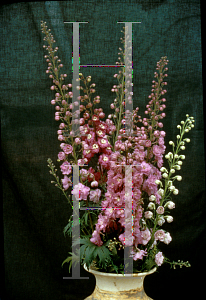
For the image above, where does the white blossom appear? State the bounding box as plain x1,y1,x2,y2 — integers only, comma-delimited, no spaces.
164,232,172,244
148,202,155,210
157,216,165,226
165,216,173,223
145,211,153,219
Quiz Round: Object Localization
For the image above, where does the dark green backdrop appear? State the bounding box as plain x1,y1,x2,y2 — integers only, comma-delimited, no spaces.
1,1,205,299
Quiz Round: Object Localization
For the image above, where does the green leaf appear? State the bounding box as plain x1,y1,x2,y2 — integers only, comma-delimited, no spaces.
145,257,156,270
62,250,80,273
84,244,97,268
63,220,73,237
93,245,112,268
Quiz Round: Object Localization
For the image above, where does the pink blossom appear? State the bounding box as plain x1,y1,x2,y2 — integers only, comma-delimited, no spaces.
83,149,94,159
58,151,66,160
89,189,101,203
132,249,147,260
99,153,110,168
91,143,100,154
144,211,153,219
141,228,151,245
98,138,109,148
156,206,164,214
145,140,151,147
155,252,164,266
90,230,103,246
60,161,72,175
75,137,81,144
71,183,90,200
63,144,73,155
141,161,152,176
78,158,88,166
61,175,72,190
164,232,172,244
153,145,164,156
154,229,165,242
119,233,125,245
158,137,165,146
143,175,158,196
80,168,88,181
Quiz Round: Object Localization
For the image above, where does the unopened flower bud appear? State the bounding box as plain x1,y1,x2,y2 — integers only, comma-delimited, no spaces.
149,195,156,202
91,181,98,187
165,201,175,209
176,175,182,181
169,185,175,192
173,189,179,195
158,188,164,197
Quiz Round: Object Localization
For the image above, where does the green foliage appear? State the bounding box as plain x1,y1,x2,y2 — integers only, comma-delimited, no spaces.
79,237,112,269
62,237,113,272
62,250,80,273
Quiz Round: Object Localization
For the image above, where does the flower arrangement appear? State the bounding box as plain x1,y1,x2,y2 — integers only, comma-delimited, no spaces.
41,21,194,274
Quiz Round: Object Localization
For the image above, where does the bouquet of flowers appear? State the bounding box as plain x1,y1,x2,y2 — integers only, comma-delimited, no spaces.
41,21,194,274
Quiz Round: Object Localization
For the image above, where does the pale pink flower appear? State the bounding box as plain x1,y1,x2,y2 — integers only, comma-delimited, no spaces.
75,137,81,144
167,201,175,209
154,229,165,242
58,151,66,160
156,206,164,214
60,161,72,175
89,189,101,203
119,233,125,245
165,216,173,223
63,144,73,154
155,252,164,266
90,230,103,246
61,175,72,190
80,168,88,181
141,228,151,245
71,183,90,200
164,232,172,244
91,180,98,187
132,249,147,260
153,145,164,156
141,161,152,176
145,211,153,219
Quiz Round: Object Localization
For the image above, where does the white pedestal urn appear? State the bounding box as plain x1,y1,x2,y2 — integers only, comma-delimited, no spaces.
84,264,157,300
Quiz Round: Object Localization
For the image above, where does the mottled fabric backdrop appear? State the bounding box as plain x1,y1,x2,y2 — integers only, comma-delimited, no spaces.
1,1,205,299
